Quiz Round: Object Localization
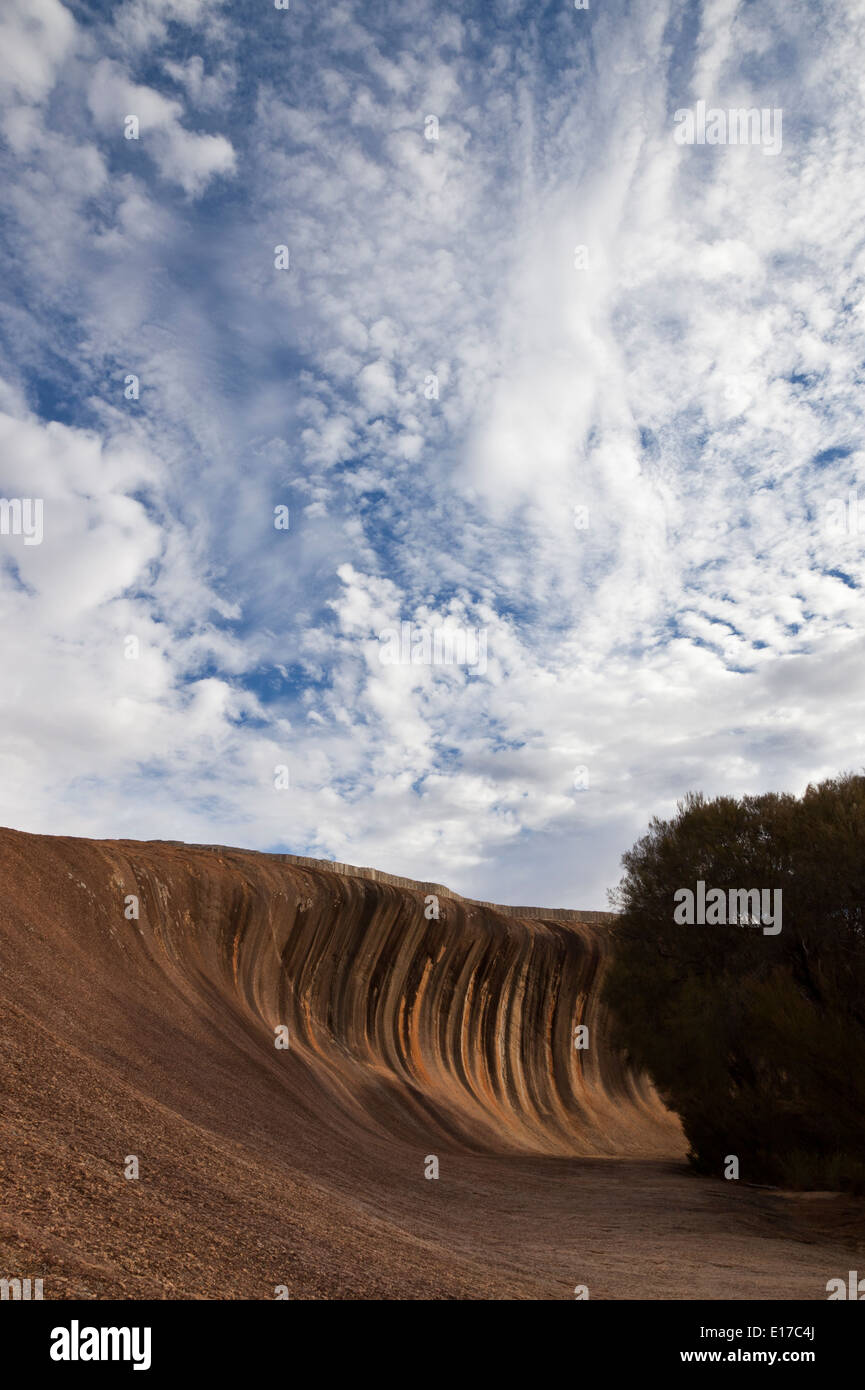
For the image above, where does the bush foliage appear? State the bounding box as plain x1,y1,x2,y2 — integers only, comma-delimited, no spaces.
603,774,865,1190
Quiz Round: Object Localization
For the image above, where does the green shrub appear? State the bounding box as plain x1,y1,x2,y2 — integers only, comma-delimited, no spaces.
603,774,865,1190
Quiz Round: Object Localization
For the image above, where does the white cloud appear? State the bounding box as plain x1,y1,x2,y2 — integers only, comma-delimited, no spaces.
0,0,76,104
2,0,865,907
87,58,235,194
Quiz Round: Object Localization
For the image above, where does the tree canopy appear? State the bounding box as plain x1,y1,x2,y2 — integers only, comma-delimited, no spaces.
603,774,865,1190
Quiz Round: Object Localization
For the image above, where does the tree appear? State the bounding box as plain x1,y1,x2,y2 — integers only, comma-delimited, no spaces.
602,774,865,1189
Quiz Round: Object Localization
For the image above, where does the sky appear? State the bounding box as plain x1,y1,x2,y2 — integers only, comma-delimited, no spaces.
0,0,863,909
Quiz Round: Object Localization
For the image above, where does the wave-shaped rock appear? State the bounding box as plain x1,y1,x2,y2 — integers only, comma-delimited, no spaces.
0,826,690,1298
1,829,675,1158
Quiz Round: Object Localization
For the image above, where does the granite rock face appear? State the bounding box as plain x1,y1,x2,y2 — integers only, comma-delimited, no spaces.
0,828,690,1297
2,830,675,1156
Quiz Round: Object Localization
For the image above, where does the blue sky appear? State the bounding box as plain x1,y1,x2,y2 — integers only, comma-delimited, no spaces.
1,0,864,908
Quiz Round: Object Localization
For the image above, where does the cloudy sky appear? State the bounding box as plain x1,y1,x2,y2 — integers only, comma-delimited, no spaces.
0,0,863,908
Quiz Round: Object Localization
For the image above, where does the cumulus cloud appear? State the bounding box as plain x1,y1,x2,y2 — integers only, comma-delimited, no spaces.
0,0,76,103
1,0,864,906
87,58,235,194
